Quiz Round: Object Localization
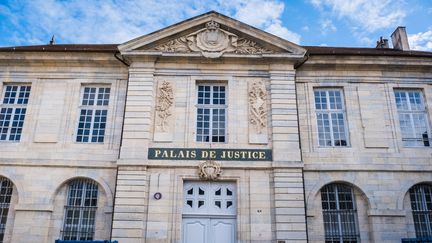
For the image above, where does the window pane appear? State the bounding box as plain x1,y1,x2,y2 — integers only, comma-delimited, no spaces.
395,90,430,147
410,184,432,238
0,177,13,243
196,85,226,143
321,184,360,242
0,85,31,141
62,179,98,241
315,89,348,147
76,86,110,143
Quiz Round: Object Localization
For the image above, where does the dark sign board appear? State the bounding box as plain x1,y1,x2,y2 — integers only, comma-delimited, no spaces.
148,148,272,161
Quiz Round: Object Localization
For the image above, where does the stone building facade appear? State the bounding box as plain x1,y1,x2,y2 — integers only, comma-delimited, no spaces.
0,11,431,243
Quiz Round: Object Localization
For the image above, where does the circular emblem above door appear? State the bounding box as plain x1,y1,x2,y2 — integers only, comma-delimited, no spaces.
198,160,222,180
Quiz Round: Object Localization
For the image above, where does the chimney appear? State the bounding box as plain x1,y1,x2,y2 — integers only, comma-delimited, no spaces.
376,37,389,48
391,26,410,51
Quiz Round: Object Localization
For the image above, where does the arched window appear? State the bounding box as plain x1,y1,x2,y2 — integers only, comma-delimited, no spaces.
409,184,432,237
61,179,98,240
321,183,360,243
0,177,13,243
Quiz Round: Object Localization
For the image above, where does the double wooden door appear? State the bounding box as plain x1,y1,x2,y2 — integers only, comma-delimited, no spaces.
182,181,236,243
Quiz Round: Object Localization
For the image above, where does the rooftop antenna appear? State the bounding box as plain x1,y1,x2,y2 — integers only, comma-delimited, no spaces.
49,35,55,45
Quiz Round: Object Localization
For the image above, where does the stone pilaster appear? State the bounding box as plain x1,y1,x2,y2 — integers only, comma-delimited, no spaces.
119,61,156,162
111,166,148,243
273,169,307,242
269,69,301,163
113,60,155,242
270,68,307,242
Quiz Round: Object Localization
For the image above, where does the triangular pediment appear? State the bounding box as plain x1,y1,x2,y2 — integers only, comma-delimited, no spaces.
119,11,306,59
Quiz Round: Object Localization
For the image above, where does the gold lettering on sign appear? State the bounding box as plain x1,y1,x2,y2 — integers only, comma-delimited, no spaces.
150,148,270,160
190,151,197,159
154,149,162,158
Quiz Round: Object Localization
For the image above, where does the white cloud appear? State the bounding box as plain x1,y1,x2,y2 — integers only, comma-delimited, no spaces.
265,22,301,43
310,0,406,32
320,19,337,35
409,28,432,51
1,0,301,45
350,27,376,46
229,0,301,43
233,0,284,28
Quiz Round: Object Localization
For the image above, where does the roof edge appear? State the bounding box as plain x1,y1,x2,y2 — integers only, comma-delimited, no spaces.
0,44,119,53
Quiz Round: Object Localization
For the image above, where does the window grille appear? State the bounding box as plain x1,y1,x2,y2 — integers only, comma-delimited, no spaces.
76,87,110,143
321,183,360,243
314,89,349,147
394,90,431,147
0,85,31,141
196,85,226,143
409,184,432,238
61,179,98,241
0,177,13,243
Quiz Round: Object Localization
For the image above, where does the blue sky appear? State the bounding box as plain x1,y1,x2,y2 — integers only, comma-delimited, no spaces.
0,0,431,50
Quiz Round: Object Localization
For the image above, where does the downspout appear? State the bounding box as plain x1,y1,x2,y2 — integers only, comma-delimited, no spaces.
294,51,309,242
110,51,130,240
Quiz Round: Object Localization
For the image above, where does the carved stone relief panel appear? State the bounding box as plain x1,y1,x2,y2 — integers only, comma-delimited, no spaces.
154,20,274,58
154,81,175,141
248,80,268,144
198,160,222,181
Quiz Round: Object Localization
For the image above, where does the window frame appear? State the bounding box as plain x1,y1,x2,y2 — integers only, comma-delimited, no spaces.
61,179,98,241
75,85,111,144
313,88,350,147
195,83,228,143
321,183,361,243
394,89,431,147
0,177,13,243
0,84,31,142
409,184,432,238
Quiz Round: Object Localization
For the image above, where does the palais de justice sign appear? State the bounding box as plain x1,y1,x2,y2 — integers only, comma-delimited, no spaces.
148,148,272,161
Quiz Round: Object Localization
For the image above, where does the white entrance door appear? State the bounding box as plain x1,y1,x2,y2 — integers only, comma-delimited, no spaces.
182,181,236,243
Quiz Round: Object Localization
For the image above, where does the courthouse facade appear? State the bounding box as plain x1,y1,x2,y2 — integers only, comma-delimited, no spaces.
0,11,431,243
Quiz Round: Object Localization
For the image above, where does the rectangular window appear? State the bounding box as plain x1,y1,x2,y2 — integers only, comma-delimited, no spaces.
76,86,110,143
314,89,348,147
394,90,430,147
196,84,226,143
0,84,31,141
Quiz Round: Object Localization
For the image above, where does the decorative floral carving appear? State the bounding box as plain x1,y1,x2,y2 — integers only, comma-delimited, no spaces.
198,160,222,180
249,81,267,134
153,20,273,58
155,37,190,52
235,38,273,54
155,81,174,132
